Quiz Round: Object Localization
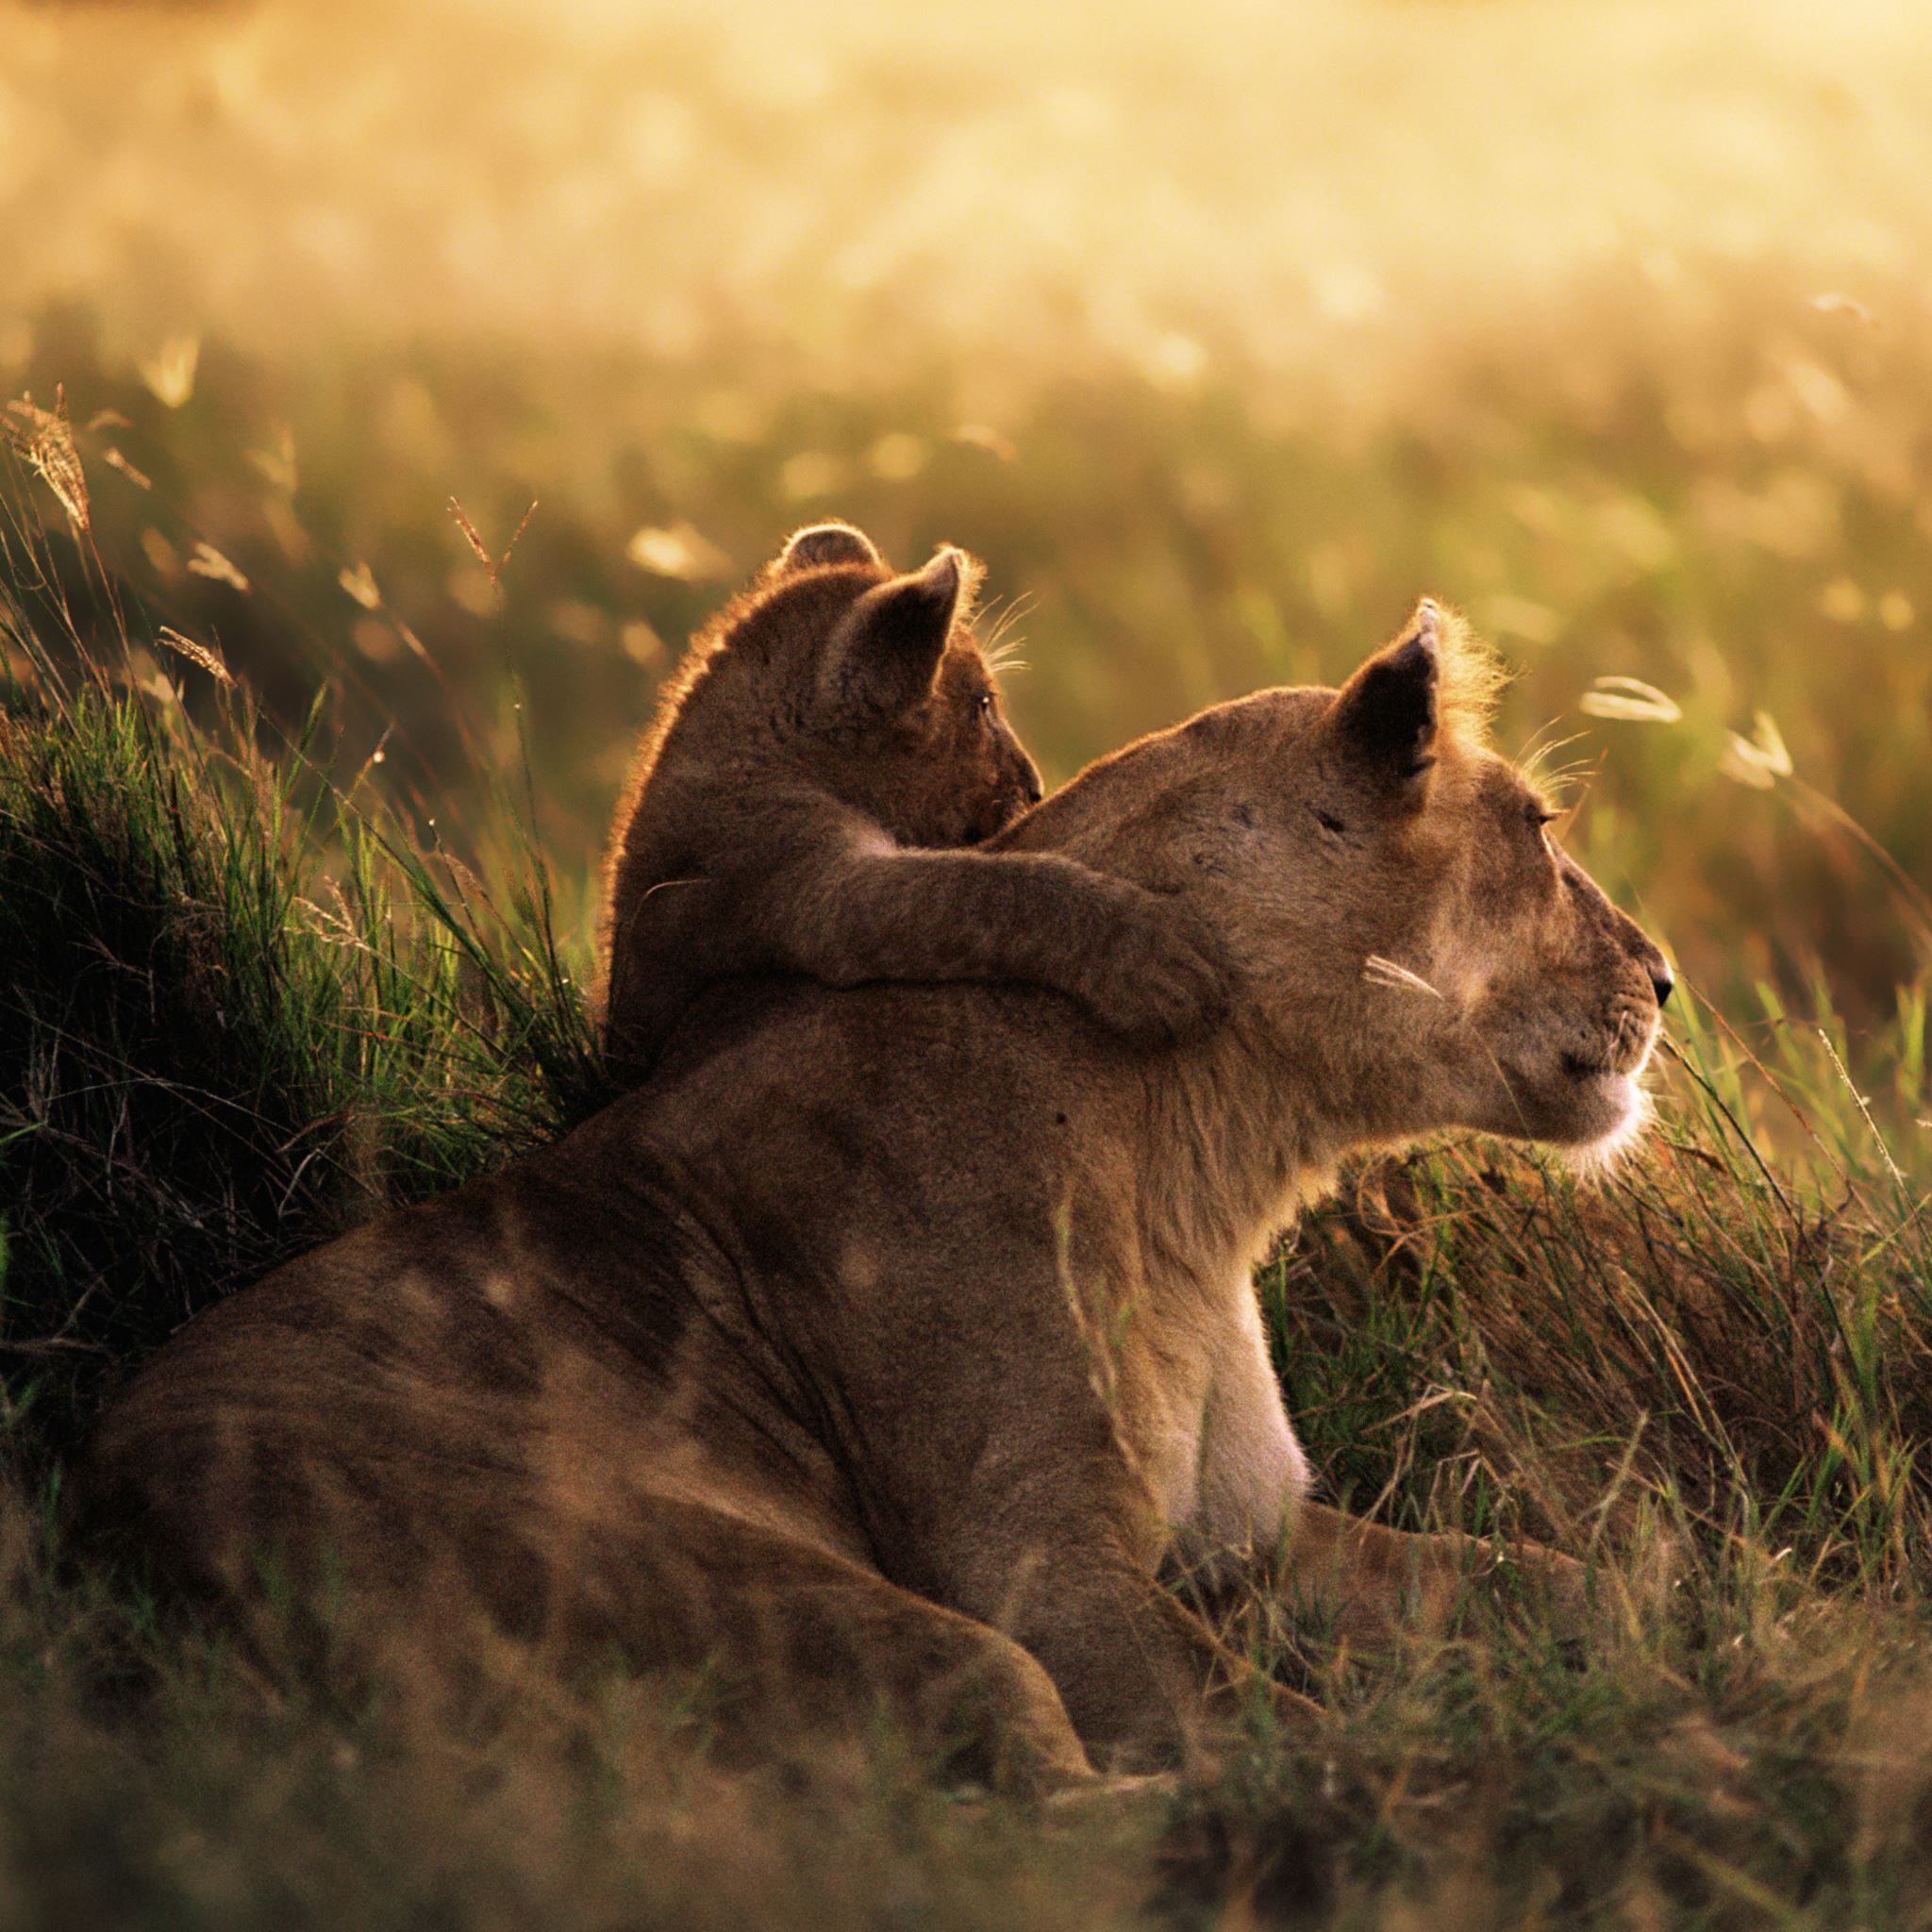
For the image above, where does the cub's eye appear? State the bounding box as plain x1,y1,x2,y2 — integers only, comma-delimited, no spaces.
1526,805,1559,836
975,693,995,719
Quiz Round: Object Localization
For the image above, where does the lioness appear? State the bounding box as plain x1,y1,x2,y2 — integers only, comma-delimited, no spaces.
597,521,1229,1081
83,601,1671,1789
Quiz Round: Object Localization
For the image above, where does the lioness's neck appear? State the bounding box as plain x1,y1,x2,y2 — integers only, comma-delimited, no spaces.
1129,1021,1334,1291
1005,711,1341,1276
990,727,1200,869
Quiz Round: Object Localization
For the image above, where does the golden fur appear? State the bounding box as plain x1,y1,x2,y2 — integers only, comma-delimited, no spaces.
81,600,1672,1789
595,522,1230,1082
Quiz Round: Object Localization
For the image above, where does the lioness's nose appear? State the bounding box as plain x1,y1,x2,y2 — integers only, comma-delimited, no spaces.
1649,962,1674,1008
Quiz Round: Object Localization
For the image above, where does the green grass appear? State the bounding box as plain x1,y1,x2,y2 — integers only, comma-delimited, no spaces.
4,300,1932,1924
12,274,1932,1052
9,4,1932,1915
0,509,609,1465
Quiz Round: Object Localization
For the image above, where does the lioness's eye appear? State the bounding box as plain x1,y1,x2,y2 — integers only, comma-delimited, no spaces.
976,693,994,719
1527,805,1558,835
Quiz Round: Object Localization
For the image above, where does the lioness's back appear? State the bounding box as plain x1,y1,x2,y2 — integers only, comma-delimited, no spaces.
80,1138,759,1622
82,974,1117,1627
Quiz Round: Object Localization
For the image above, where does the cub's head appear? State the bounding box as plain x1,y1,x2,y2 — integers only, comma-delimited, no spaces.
724,521,1041,845
1041,602,1672,1163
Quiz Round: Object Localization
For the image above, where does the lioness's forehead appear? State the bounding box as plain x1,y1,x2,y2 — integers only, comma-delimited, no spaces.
1464,749,1547,815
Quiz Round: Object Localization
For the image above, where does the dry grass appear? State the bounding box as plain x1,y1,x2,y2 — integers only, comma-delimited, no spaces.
4,469,1930,1922
4,0,1931,1920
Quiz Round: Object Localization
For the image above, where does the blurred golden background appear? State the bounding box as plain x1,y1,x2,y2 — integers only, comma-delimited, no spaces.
11,13,1932,1916
4,0,1929,1119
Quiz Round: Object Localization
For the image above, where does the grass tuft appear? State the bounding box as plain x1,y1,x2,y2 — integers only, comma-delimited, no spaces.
2,306,1931,1923
0,522,607,1469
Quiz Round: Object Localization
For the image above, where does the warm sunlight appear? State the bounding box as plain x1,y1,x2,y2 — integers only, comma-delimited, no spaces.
4,2,1930,1923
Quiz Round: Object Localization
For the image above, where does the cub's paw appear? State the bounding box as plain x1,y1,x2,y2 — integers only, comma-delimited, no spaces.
1079,900,1235,1044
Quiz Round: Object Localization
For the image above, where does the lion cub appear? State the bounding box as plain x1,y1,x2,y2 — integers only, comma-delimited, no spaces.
597,522,1230,1080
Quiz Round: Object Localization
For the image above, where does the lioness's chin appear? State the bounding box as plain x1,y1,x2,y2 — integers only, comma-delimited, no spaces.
1557,1074,1654,1175
1487,1066,1652,1167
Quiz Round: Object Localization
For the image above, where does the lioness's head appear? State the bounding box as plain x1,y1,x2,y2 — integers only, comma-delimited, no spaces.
712,520,1041,844
1026,602,1672,1161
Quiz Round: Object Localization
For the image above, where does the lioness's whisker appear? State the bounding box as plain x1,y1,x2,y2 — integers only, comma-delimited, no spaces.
640,874,707,903
1363,955,1445,999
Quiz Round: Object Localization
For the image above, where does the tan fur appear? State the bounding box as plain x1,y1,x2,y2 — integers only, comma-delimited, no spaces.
595,521,1230,1082
81,602,1671,1790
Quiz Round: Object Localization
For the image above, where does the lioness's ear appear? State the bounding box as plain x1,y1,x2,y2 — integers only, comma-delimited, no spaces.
1331,599,1442,800
818,547,973,721
776,521,883,575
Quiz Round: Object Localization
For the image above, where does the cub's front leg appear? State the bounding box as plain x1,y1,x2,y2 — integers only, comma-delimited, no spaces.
767,832,1236,1045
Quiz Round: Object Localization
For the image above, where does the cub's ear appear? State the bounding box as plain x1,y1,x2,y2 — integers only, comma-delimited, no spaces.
776,521,883,575
818,546,974,722
1330,599,1442,801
